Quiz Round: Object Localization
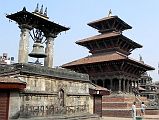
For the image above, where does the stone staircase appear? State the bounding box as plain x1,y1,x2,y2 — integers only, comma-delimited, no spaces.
17,113,100,120
102,94,148,117
102,94,159,118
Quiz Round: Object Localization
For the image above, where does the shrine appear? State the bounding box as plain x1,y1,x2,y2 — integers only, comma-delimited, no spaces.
62,11,155,117
62,12,154,94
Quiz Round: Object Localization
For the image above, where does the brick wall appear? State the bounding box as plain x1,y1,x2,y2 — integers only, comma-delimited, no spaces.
102,109,132,117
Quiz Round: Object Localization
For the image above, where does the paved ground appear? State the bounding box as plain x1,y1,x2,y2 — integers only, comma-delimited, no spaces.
101,115,159,120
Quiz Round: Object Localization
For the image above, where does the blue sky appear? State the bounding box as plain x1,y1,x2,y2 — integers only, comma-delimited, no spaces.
0,1,159,81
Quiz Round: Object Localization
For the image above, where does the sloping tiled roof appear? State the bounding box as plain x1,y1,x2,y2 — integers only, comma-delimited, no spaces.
87,16,132,30
62,52,126,67
62,52,154,70
76,32,142,48
0,63,89,82
0,77,26,84
0,77,26,90
76,32,120,44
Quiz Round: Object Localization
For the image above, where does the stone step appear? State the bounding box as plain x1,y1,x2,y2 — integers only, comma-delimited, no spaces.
102,102,131,109
18,113,100,120
102,96,135,102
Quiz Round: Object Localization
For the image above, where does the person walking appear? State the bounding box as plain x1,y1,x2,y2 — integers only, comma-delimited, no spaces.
131,101,136,120
141,102,147,116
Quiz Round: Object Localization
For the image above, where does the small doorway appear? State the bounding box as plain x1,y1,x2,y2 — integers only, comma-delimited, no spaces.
0,90,10,120
93,95,102,117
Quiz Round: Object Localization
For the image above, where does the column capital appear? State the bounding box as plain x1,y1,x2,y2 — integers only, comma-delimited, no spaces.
44,32,58,38
19,24,32,30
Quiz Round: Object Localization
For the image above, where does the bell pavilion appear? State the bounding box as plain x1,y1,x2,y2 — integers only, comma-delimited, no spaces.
0,5,110,120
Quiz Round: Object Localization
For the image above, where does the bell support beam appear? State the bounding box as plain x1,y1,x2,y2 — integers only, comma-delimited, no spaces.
18,24,32,63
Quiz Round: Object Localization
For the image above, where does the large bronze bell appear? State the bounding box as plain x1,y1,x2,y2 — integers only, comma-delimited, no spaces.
29,42,46,58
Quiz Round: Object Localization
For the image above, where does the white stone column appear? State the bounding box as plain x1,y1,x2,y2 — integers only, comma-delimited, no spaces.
18,25,32,63
44,33,56,68
127,80,130,93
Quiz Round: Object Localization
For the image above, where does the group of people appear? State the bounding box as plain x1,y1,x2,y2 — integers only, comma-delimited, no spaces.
131,101,147,120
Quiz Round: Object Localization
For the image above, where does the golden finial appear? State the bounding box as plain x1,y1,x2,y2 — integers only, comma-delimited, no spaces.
44,7,47,16
39,5,43,14
108,9,112,17
34,3,39,13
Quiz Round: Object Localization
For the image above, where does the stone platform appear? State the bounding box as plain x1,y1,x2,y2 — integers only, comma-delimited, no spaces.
102,94,148,117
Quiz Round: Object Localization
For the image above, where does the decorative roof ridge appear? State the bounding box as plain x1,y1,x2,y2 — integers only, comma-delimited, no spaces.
127,56,155,70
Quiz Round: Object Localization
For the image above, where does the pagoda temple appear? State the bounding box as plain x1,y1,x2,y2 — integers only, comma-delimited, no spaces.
62,13,154,94
62,12,156,117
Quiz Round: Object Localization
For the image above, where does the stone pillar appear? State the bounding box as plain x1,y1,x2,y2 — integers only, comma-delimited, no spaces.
123,79,125,92
44,33,56,68
119,79,121,92
18,25,32,63
126,80,129,93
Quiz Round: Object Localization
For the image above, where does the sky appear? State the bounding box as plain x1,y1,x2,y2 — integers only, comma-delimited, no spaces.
0,1,159,81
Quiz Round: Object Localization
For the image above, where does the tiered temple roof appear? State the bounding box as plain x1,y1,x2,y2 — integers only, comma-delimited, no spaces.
63,15,154,75
62,13,154,94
